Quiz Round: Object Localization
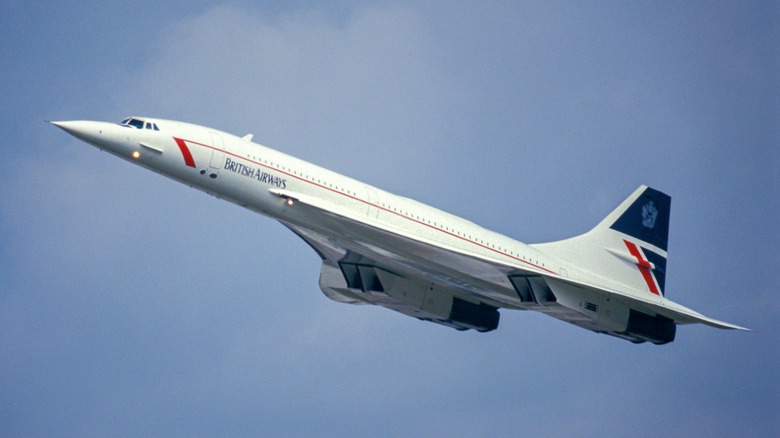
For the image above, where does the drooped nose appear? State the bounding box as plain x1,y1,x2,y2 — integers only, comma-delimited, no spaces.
50,120,106,146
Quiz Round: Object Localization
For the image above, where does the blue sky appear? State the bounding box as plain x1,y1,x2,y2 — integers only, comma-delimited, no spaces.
1,1,777,436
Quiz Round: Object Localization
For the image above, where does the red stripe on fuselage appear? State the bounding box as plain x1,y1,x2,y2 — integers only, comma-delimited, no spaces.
173,137,197,168
624,240,660,295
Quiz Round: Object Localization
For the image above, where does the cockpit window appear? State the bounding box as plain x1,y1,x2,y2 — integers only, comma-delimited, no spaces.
120,117,157,130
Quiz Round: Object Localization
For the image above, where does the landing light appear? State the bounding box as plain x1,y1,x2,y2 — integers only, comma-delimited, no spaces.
132,150,141,159
287,199,294,206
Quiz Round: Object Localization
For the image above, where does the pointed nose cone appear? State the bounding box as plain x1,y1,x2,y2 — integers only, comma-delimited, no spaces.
50,120,101,144
49,120,128,153
51,119,137,158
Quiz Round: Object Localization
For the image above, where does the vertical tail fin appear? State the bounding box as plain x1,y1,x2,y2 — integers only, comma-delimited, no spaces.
533,186,671,297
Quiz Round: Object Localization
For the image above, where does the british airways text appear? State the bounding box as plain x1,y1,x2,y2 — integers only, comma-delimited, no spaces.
224,157,287,188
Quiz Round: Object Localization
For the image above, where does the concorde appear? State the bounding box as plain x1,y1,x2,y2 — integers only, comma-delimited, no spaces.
52,117,749,344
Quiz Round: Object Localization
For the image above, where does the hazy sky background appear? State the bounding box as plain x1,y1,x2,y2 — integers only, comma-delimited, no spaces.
2,1,777,436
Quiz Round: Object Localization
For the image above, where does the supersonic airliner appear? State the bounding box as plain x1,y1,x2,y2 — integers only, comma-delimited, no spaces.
52,117,749,344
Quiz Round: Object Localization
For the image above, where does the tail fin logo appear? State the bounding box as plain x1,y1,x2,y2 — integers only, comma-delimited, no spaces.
610,187,670,251
642,202,658,229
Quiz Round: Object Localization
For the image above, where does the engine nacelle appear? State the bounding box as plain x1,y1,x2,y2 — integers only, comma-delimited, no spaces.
318,261,499,332
531,276,676,344
624,310,676,345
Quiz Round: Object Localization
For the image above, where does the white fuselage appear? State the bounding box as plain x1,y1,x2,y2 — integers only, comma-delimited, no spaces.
52,117,747,343
55,118,577,304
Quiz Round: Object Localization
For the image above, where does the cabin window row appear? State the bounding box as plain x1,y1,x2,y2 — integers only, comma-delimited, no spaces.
243,153,356,197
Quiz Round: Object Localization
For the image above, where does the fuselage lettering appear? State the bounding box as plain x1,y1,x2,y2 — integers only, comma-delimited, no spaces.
224,157,286,188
